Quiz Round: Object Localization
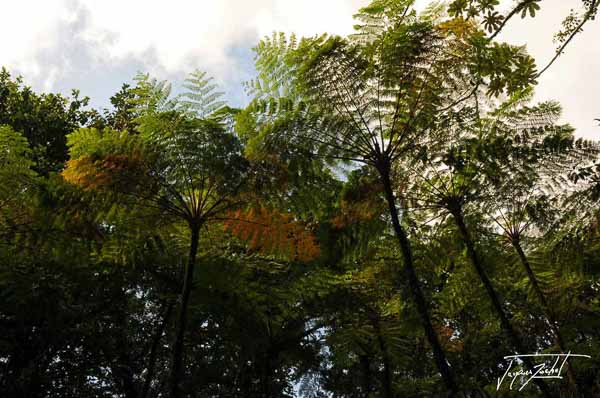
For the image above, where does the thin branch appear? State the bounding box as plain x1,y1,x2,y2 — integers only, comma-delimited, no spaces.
536,0,599,78
489,0,539,41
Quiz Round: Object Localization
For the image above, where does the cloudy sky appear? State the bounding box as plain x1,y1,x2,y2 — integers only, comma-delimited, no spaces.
1,0,598,138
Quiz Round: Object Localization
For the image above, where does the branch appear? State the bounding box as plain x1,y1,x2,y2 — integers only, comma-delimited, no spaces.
489,0,539,41
536,0,599,78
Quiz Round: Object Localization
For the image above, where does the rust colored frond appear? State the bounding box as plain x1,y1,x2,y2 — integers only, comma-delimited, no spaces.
331,199,384,229
223,206,320,262
62,153,146,192
435,324,464,353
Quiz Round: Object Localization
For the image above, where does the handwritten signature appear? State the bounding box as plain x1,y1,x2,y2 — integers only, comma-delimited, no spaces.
496,352,591,391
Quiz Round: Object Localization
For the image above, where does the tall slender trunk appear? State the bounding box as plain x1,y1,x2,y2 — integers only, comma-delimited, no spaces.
262,351,274,398
115,358,138,398
512,240,578,393
359,354,373,397
371,316,393,398
169,225,201,398
379,168,458,395
451,209,553,398
141,301,175,398
114,286,138,398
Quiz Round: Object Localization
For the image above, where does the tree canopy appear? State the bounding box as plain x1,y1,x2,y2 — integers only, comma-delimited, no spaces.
1,1,599,397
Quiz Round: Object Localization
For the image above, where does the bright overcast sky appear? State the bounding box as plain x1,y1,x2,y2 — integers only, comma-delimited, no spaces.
1,0,598,138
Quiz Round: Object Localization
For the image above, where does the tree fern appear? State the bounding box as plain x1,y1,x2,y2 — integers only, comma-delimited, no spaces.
179,69,226,118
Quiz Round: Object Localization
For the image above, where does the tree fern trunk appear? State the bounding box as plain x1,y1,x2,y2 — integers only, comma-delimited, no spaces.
371,316,393,398
512,239,578,394
359,354,373,397
451,209,553,398
115,286,138,398
141,300,174,398
169,225,200,398
380,170,458,396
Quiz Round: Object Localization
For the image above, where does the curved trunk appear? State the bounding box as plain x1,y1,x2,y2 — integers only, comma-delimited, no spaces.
380,169,458,395
512,240,578,393
451,210,553,398
169,225,201,398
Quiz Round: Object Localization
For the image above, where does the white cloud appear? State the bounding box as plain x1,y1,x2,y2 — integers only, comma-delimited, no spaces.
0,0,368,84
0,1,66,88
77,0,369,76
0,0,597,138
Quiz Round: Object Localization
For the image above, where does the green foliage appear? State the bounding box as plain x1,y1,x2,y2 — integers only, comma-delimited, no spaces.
0,68,94,174
2,1,600,397
179,70,227,118
448,0,541,22
64,73,249,227
0,125,34,176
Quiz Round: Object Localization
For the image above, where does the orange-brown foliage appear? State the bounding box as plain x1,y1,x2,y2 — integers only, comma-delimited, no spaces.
436,324,464,353
62,154,145,191
223,206,320,262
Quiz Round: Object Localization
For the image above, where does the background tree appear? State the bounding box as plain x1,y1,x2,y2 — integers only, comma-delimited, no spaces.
0,68,94,174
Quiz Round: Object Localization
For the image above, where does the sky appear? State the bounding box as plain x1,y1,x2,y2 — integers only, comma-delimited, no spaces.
0,0,598,139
